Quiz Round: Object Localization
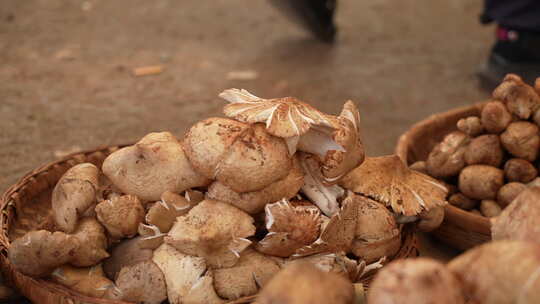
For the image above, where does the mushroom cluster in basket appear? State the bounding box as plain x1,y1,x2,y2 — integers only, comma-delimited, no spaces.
413,74,540,219
6,89,446,304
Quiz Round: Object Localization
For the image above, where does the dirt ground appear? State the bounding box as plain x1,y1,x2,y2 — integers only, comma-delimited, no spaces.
1,0,491,300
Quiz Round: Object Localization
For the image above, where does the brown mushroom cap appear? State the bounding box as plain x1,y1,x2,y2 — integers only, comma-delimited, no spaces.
182,271,225,304
458,165,504,200
368,258,465,304
457,116,484,136
166,199,255,268
448,193,478,210
492,187,540,243
481,101,513,134
417,205,445,232
425,131,470,178
103,236,154,280
497,182,526,208
464,134,503,167
287,252,360,281
51,264,115,299
257,262,355,304
500,121,540,161
95,194,145,239
493,74,540,119
206,156,304,214
340,155,448,216
504,158,538,183
213,249,282,300
70,217,109,267
114,260,167,304
145,191,194,233
52,163,99,233
448,240,540,304
137,223,166,250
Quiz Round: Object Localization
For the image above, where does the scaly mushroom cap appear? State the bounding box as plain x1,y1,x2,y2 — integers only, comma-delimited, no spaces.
152,243,208,304
8,230,80,278
113,260,167,304
493,74,540,119
206,156,304,214
256,199,321,257
102,132,210,201
95,194,145,239
340,155,448,216
448,240,540,304
492,186,540,243
103,236,154,280
184,118,292,193
368,258,465,304
257,262,355,304
71,217,109,267
145,191,195,233
51,264,115,299
165,199,255,268
182,271,225,304
52,163,99,233
213,249,282,300
350,194,401,263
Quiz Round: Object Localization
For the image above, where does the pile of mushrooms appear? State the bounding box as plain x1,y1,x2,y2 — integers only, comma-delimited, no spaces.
415,74,540,218
7,89,446,304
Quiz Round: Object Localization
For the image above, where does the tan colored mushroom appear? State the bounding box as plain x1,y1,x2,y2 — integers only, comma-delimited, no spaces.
213,249,282,301
182,271,225,304
256,199,321,257
504,158,538,183
257,262,355,304
500,121,540,161
425,131,470,178
287,252,361,281
137,223,166,249
166,199,255,268
417,205,445,232
464,134,503,167
448,193,478,210
145,190,195,233
51,264,115,299
112,260,167,304
70,217,109,267
184,118,292,193
95,194,145,239
52,163,99,233
408,161,427,174
497,182,526,208
448,240,540,304
492,187,540,243
457,116,484,136
340,155,447,217
8,230,79,278
493,74,540,119
185,189,205,204
206,156,304,214
103,236,154,280
459,165,504,200
481,101,512,134
102,132,210,201
368,258,465,304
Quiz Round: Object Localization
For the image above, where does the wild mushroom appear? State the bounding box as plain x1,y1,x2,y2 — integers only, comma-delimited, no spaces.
457,116,484,136
425,131,470,178
459,165,504,200
500,121,540,161
448,240,540,304
256,199,321,257
368,258,465,304
416,205,445,232
184,118,292,193
70,217,109,267
206,156,304,214
51,264,115,299
448,193,478,210
182,270,225,304
492,74,540,119
409,161,427,174
213,249,282,301
95,194,145,239
165,199,255,268
480,101,513,134
497,182,526,208
504,158,538,183
463,134,503,167
340,155,447,217
492,187,540,243
256,262,355,304
137,223,166,249
103,236,154,280
112,260,167,304
52,163,99,233
145,190,195,233
102,132,210,201
8,230,79,278
287,252,361,281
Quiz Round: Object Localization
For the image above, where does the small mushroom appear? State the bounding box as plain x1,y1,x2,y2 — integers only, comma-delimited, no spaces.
52,163,99,233
103,236,154,280
457,116,484,136
368,258,465,304
497,182,526,208
113,260,167,304
8,230,79,278
492,74,540,119
95,194,145,239
426,131,470,178
448,193,478,210
464,134,503,167
492,187,540,243
480,200,502,218
481,101,512,134
70,217,109,267
184,118,292,193
500,121,540,161
458,165,504,200
257,262,355,304
145,191,194,233
102,132,210,201
504,158,538,183
137,223,166,249
409,161,427,174
166,199,255,268
448,240,540,304
51,264,115,299
256,199,321,257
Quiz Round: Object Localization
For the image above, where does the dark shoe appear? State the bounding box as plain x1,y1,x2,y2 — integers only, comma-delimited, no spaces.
478,27,540,90
269,0,337,43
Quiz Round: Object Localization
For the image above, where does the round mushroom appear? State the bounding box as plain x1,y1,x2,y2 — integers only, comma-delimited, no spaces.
464,134,503,167
458,165,504,200
500,121,540,162
480,101,512,134
425,131,470,178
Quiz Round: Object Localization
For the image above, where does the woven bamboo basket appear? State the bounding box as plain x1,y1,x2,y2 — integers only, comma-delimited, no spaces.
396,103,491,251
0,144,418,304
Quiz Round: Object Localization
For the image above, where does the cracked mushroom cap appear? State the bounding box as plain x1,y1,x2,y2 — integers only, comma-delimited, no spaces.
52,163,100,233
493,74,540,119
95,194,145,239
448,240,540,304
113,260,167,304
165,199,255,268
213,249,282,301
137,223,166,250
145,190,195,233
8,230,80,278
51,264,115,299
368,258,465,304
103,236,154,280
257,262,355,304
256,199,321,257
340,155,448,217
206,156,304,214
492,186,540,243
184,118,292,193
70,217,109,267
102,132,210,201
